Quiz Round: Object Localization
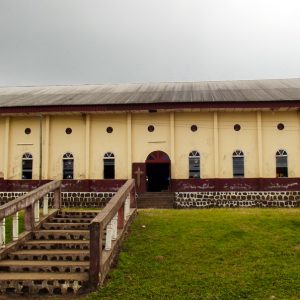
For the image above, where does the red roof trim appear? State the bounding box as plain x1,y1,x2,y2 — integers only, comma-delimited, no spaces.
0,100,299,114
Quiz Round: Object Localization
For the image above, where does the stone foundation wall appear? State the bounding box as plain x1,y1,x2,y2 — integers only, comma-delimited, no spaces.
175,191,300,208
0,192,115,208
2,190,300,209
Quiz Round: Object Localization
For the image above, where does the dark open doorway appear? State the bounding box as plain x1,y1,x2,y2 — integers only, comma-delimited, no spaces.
146,151,171,192
146,163,170,192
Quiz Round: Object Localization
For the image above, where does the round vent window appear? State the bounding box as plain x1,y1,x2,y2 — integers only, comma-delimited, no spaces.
277,123,284,130
65,128,72,134
106,127,113,133
24,128,31,135
234,124,241,131
191,125,198,132
148,125,155,132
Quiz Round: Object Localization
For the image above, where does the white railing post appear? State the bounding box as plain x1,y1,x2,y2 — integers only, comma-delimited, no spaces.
12,212,19,241
105,221,113,251
127,196,130,219
124,195,130,220
124,199,127,222
112,213,118,241
34,200,40,223
43,194,49,216
0,218,5,248
127,196,131,218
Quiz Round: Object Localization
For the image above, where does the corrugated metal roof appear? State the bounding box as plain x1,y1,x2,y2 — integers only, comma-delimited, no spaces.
0,78,300,107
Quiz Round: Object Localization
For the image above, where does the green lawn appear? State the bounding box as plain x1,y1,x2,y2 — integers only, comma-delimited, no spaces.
87,209,300,300
4,211,24,244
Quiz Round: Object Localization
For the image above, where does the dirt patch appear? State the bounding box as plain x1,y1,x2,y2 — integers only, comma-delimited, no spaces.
155,255,164,262
294,244,300,251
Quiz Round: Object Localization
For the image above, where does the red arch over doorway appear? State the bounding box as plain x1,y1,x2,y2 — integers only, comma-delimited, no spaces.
145,151,170,164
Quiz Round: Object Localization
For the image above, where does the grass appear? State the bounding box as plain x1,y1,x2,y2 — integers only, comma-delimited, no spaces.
4,211,24,244
87,209,300,300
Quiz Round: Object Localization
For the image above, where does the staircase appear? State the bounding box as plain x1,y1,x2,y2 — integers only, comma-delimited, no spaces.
137,192,174,209
0,210,100,295
0,179,137,296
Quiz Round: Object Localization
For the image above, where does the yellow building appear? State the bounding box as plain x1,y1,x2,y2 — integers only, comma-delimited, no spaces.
0,78,300,207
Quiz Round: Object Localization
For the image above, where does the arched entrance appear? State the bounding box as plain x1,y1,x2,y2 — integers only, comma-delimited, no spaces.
146,151,171,192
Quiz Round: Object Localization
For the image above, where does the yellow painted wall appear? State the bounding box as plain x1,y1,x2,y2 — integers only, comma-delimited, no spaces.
131,112,170,163
174,112,214,179
218,112,258,178
261,111,300,178
48,115,86,180
1,110,299,180
8,117,40,179
90,114,128,179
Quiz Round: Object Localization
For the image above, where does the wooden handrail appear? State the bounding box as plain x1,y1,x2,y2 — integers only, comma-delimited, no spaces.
89,179,136,288
91,179,135,228
0,180,62,249
0,180,61,220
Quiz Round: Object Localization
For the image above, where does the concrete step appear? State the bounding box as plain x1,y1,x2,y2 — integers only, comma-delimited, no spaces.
56,211,99,218
138,205,173,209
41,222,90,230
138,199,174,203
0,272,88,280
33,230,90,240
138,204,174,209
0,260,89,273
138,195,175,199
138,204,173,207
48,217,94,223
8,249,90,261
139,193,174,196
138,196,175,200
139,192,174,196
138,196,174,199
137,193,174,208
138,199,175,203
138,203,174,208
21,240,90,250
139,202,173,204
0,272,88,294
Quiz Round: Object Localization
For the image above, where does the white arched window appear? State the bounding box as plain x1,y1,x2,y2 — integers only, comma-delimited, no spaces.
189,151,200,179
232,150,244,178
103,152,115,179
22,153,33,179
276,149,288,178
63,152,74,179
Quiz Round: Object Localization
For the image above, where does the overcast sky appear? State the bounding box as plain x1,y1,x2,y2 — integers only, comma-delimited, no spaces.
0,0,300,86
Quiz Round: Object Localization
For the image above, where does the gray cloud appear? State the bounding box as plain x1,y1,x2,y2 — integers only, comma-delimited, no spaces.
0,0,300,86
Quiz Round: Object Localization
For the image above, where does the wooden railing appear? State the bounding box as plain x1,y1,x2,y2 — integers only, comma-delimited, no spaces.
0,180,61,248
89,179,136,288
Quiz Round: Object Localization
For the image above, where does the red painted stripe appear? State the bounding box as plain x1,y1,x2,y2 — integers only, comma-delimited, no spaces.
0,178,299,192
0,100,300,114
